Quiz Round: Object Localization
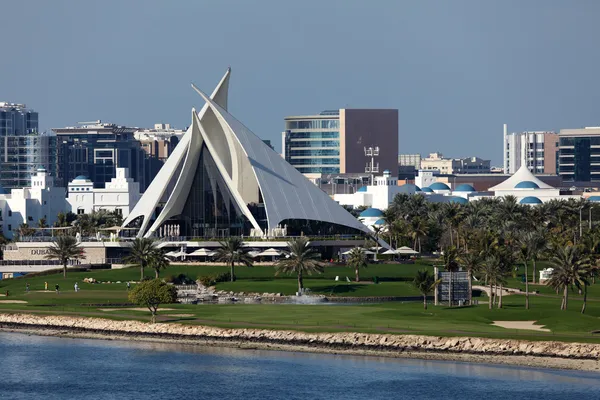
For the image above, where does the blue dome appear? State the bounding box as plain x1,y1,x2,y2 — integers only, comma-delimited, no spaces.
374,218,386,225
357,186,367,192
448,196,469,205
400,183,421,192
421,187,434,193
520,196,543,205
454,184,476,192
588,196,600,203
74,175,89,180
429,182,451,191
515,181,540,189
359,208,384,218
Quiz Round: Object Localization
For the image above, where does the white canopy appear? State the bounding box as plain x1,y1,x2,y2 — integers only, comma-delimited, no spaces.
396,246,419,255
188,248,216,257
342,248,376,255
165,250,187,258
382,249,399,255
489,165,554,191
256,248,283,257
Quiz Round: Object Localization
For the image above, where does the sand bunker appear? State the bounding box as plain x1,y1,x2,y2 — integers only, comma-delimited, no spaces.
0,300,28,304
492,320,550,332
167,314,195,317
99,307,176,312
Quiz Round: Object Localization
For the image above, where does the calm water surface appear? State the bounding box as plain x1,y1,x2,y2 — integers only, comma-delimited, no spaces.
1,332,599,400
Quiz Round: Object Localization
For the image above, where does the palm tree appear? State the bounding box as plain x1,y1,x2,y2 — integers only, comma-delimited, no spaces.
459,251,480,305
482,255,501,310
517,232,534,310
548,245,592,311
371,226,384,261
149,248,170,279
214,237,253,282
442,246,460,306
17,223,35,238
124,237,158,280
44,235,85,278
409,217,428,253
347,247,368,282
412,269,442,309
275,237,324,294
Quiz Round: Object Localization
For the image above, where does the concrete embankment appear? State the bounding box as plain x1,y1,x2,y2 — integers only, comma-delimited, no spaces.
0,313,599,372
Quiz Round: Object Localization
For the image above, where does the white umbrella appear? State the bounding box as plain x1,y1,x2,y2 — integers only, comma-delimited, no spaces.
188,248,214,257
165,250,188,260
397,246,419,255
256,248,283,257
382,249,399,255
248,250,262,258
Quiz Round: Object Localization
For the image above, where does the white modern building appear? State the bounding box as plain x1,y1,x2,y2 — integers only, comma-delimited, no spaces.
503,124,558,175
334,170,416,210
122,68,372,239
67,168,141,217
0,168,68,239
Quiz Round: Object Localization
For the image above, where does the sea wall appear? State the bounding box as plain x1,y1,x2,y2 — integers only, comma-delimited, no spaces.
0,313,599,360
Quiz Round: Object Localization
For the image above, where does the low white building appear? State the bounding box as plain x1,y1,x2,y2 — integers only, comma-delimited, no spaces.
0,168,68,239
67,168,141,217
334,170,417,210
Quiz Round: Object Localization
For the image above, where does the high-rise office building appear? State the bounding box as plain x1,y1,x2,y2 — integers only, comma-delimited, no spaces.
282,109,398,178
53,121,151,190
558,126,600,182
0,102,56,189
503,124,558,175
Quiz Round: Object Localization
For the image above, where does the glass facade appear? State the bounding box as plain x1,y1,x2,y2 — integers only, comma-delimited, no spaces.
160,144,266,238
284,113,341,174
558,136,600,181
55,127,153,190
0,104,55,189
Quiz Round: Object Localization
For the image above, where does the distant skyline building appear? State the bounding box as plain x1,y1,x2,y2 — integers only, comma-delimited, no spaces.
419,152,491,174
558,126,600,182
52,121,151,190
282,109,398,178
503,124,558,175
0,102,56,189
398,154,421,170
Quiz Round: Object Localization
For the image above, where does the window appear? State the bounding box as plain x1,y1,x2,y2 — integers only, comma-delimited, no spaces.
44,201,46,205
8,210,12,217
8,224,11,231
28,216,33,221
77,209,85,215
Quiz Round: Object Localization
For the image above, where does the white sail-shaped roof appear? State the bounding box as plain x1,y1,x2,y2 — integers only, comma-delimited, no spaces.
124,68,371,238
489,165,554,191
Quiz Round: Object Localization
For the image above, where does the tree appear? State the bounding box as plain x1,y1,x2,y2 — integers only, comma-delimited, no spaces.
517,232,534,310
371,225,384,261
548,245,592,311
482,255,501,310
128,279,177,323
44,235,85,278
17,223,35,238
124,237,158,280
149,248,170,279
275,237,324,294
409,217,428,253
214,237,253,282
412,269,442,309
459,251,480,304
442,246,460,307
37,217,48,230
347,247,368,282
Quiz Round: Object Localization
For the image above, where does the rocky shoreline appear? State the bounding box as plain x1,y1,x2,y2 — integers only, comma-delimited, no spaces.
1,313,599,372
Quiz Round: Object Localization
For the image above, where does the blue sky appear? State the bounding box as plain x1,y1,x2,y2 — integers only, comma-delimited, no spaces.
2,0,599,165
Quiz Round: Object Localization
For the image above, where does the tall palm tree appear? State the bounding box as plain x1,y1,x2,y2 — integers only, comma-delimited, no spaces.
214,237,253,282
371,225,384,261
347,247,368,282
442,246,460,306
44,235,85,278
149,248,170,279
517,232,534,310
409,217,428,253
459,251,480,305
548,245,592,311
124,237,158,280
275,237,324,294
482,255,501,310
412,269,442,310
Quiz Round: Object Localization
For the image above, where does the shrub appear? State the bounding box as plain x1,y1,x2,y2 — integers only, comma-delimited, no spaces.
197,272,231,286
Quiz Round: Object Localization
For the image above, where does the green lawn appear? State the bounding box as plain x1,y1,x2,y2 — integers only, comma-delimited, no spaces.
1,260,600,344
